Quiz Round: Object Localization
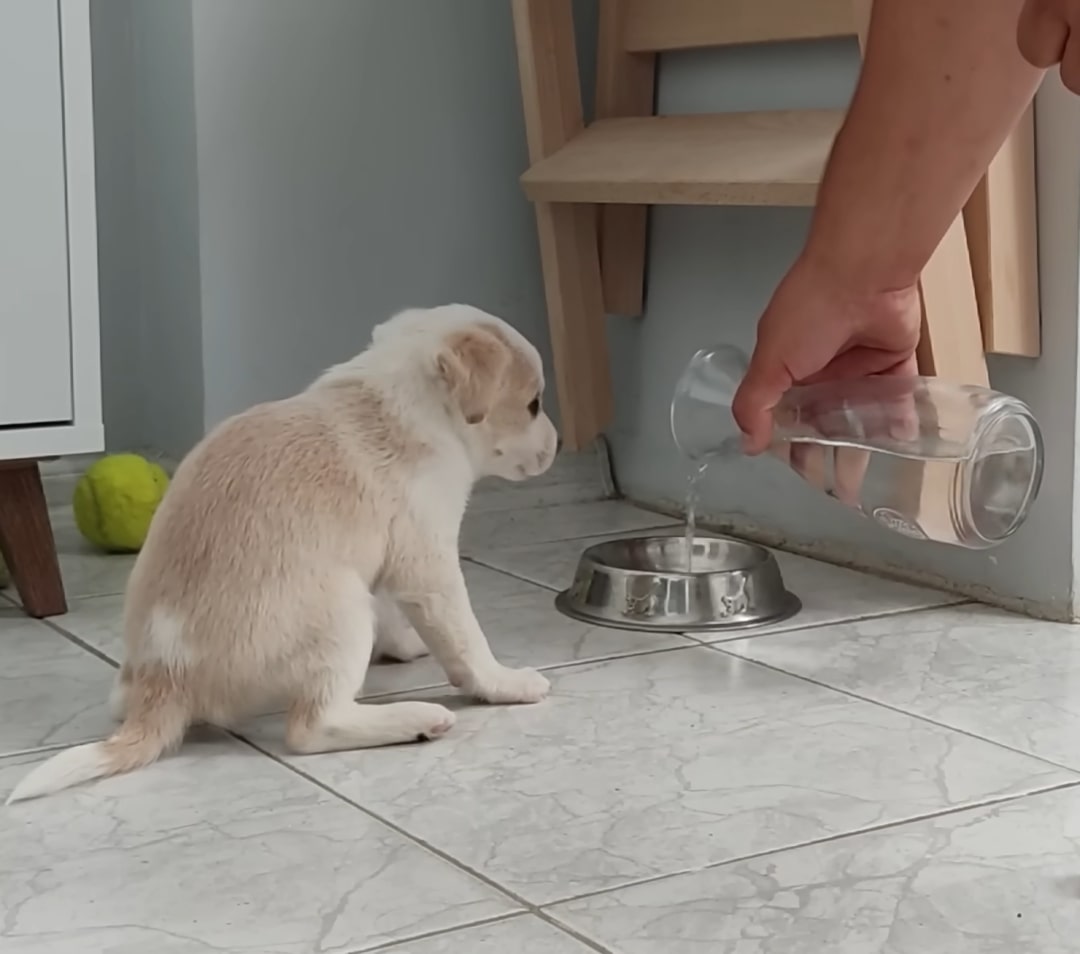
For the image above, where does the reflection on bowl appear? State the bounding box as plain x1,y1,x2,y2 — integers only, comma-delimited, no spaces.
555,534,801,634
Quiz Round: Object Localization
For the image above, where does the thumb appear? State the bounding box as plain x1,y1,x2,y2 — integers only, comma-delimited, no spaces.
1018,0,1068,66
732,353,791,456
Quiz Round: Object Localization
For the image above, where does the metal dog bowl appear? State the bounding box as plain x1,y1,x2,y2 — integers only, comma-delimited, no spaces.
555,534,801,633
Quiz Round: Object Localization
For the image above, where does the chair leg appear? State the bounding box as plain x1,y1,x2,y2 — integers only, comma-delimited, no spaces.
595,0,656,316
513,0,614,449
917,214,989,385
0,460,67,618
962,105,1040,357
534,201,614,449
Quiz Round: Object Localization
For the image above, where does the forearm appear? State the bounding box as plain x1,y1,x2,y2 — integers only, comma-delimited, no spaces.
806,0,1044,291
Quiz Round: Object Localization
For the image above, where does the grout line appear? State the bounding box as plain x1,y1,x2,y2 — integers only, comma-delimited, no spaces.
190,640,700,715
359,679,453,702
684,600,975,647
25,596,697,712
228,732,540,911
39,616,121,670
19,588,973,716
0,739,106,762
357,912,527,953
541,777,1080,910
460,557,559,594
233,725,1080,929
57,590,125,606
232,732,622,953
463,521,681,580
359,643,700,703
532,909,617,954
705,643,1080,777
460,555,562,593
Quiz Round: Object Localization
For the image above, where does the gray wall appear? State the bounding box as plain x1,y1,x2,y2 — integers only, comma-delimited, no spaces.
189,0,555,431
608,46,1080,618
90,0,140,450
91,2,1080,614
93,0,560,453
92,0,205,457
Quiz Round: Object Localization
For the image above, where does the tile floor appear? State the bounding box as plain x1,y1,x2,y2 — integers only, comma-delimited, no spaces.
4,483,1080,952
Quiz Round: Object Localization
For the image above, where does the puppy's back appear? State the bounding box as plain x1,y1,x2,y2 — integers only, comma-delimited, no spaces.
125,392,398,663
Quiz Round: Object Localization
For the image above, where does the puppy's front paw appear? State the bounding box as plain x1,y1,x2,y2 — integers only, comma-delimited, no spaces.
466,666,550,705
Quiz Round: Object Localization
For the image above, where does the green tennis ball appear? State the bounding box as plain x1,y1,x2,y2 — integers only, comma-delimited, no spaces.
73,454,170,553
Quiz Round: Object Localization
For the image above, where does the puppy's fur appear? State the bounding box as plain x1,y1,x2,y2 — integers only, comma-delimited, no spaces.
8,305,558,804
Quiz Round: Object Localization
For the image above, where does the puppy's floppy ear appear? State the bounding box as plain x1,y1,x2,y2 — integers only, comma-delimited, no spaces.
436,327,509,424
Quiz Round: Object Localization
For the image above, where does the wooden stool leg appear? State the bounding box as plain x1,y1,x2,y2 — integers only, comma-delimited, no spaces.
0,461,67,618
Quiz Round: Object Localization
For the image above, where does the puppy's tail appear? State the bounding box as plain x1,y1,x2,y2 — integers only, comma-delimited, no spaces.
6,689,188,805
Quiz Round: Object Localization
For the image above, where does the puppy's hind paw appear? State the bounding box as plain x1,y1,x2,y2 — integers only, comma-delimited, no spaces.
467,666,550,705
374,625,430,664
406,702,457,741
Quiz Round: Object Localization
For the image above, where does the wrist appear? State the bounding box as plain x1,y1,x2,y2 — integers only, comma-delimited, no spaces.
796,241,919,299
787,247,922,333
802,213,924,298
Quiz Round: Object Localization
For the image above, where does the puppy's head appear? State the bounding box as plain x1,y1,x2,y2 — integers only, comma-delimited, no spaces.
419,307,558,481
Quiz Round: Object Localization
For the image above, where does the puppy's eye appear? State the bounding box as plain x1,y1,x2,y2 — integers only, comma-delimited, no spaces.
527,396,541,418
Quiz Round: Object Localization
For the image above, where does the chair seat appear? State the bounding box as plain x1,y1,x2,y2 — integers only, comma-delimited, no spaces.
520,110,845,207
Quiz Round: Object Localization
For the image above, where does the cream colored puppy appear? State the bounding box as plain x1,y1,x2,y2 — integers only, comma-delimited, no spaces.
8,304,558,804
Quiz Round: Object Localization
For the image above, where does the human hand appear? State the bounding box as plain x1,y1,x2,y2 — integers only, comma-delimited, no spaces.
1019,0,1080,91
731,253,922,504
733,253,922,454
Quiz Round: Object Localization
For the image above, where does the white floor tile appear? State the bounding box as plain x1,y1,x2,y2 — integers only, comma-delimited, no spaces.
9,492,1066,948
245,647,1073,905
0,735,517,954
552,783,1080,954
723,604,1080,769
0,608,116,757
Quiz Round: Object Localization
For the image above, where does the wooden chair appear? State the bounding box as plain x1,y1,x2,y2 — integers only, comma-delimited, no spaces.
512,0,1040,449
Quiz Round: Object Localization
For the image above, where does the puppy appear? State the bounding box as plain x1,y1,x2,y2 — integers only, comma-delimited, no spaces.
8,304,558,804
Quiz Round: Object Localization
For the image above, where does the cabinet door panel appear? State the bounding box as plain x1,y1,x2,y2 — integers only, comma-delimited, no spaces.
0,0,73,427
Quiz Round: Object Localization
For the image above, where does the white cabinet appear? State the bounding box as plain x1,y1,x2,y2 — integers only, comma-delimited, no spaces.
0,0,101,458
